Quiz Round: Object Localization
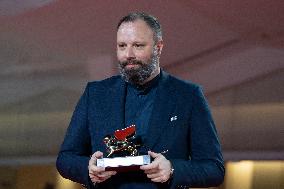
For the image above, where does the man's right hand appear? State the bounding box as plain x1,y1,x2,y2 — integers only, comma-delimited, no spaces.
88,151,117,184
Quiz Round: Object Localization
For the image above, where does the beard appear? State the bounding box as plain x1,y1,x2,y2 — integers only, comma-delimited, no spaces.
118,48,159,85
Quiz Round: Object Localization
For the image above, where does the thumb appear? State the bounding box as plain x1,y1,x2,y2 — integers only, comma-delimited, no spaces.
148,151,159,159
92,151,103,160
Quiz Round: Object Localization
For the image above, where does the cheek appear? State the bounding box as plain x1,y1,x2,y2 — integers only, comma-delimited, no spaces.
135,51,152,60
117,51,124,61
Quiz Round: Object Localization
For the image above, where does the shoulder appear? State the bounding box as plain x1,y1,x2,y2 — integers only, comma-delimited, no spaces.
163,71,201,94
86,75,122,90
163,72,209,108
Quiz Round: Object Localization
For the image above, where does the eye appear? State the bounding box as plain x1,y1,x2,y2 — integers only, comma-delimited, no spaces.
134,44,145,48
118,43,126,49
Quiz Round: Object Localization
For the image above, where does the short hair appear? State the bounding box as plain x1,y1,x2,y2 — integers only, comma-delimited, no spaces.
117,12,162,42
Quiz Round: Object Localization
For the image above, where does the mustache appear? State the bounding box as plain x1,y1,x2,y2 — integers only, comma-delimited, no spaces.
120,60,143,67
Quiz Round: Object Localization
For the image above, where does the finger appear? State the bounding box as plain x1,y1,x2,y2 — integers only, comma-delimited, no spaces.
90,171,116,182
144,168,158,174
151,175,168,183
89,168,110,177
146,172,161,179
89,174,101,183
90,172,114,183
97,171,117,178
89,164,105,174
89,166,105,177
140,157,161,170
96,171,117,183
97,175,113,183
140,161,159,170
148,151,160,159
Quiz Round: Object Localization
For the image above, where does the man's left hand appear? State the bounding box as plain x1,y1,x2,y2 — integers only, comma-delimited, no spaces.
140,151,172,183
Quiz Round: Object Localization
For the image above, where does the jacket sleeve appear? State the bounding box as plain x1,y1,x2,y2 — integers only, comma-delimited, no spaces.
56,83,94,188
170,86,225,188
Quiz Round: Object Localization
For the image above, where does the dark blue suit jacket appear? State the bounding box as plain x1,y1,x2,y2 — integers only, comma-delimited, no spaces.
56,71,225,189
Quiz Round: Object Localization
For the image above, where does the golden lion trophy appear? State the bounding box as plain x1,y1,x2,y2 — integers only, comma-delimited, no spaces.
96,125,151,171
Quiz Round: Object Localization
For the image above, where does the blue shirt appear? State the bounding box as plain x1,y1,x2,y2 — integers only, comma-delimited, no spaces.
124,74,160,144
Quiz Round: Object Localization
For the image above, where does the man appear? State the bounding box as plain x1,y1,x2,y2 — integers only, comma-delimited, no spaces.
56,12,225,189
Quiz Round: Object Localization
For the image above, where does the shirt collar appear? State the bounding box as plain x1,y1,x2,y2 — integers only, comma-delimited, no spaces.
127,72,161,95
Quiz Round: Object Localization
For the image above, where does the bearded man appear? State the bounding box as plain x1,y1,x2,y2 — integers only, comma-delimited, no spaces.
56,12,225,189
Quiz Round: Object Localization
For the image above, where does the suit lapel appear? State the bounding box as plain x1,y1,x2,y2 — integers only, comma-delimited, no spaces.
145,71,177,150
106,77,126,132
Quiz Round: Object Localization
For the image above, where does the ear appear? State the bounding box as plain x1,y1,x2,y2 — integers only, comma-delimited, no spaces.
156,40,164,56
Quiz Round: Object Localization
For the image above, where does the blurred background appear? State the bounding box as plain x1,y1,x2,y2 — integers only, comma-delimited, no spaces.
0,0,283,189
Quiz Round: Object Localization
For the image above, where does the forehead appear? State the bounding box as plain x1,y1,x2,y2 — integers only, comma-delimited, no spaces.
117,20,154,42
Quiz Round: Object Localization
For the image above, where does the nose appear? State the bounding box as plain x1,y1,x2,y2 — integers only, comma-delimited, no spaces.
126,47,135,60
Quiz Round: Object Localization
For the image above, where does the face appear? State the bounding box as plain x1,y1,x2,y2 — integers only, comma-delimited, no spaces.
117,19,163,85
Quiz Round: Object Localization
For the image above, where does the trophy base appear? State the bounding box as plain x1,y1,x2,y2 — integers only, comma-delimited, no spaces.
96,155,151,172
